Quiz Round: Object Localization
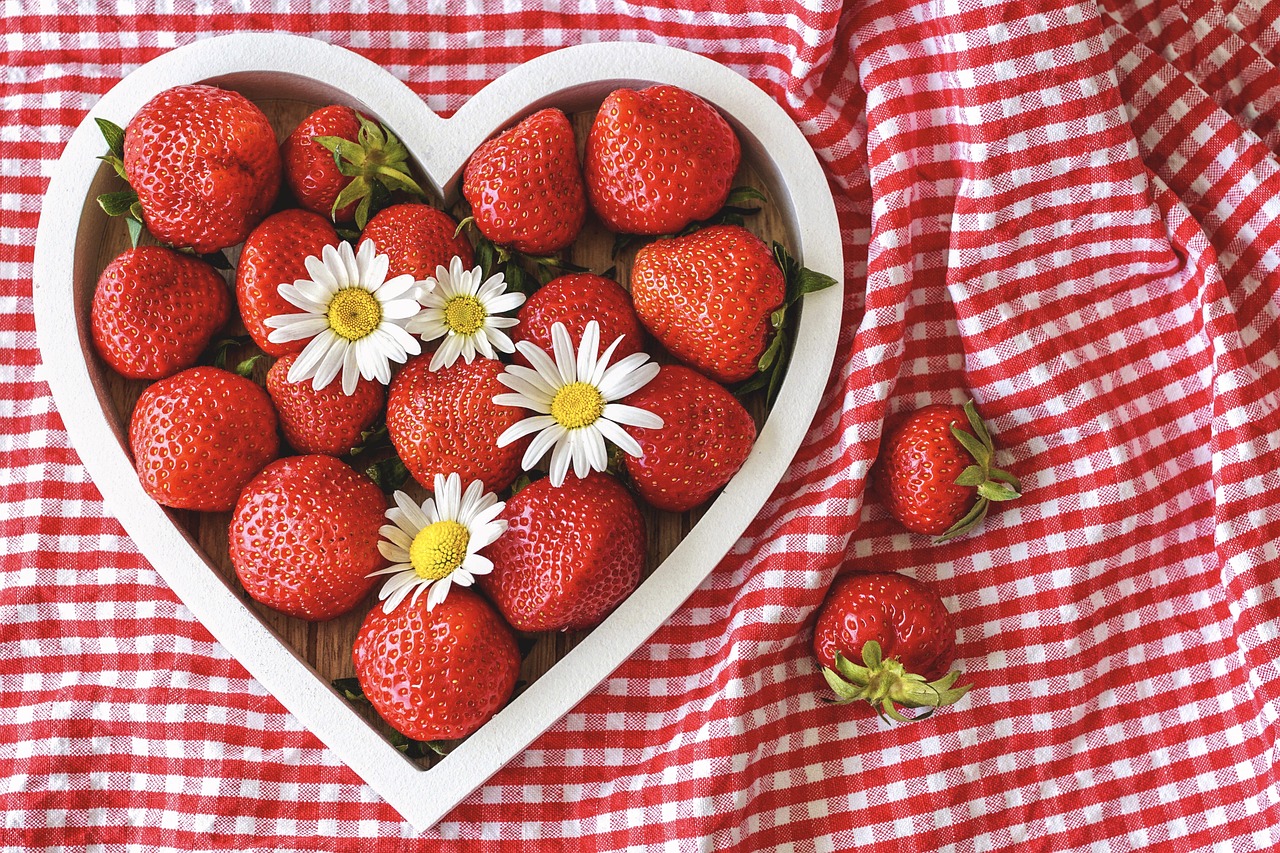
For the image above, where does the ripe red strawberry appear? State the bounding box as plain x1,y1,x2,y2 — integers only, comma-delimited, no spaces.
353,587,520,741
124,84,280,253
90,246,231,380
358,204,474,281
266,353,384,455
584,85,740,235
281,106,424,227
814,572,971,722
512,273,644,367
621,365,756,512
876,401,1021,541
230,455,385,621
236,209,340,357
386,354,528,492
630,224,785,383
462,108,586,254
129,366,279,512
480,472,645,633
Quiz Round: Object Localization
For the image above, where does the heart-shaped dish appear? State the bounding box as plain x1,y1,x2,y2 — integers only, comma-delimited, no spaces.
32,33,842,830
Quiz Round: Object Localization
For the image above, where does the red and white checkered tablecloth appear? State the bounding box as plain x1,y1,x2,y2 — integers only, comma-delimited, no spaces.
4,0,1280,849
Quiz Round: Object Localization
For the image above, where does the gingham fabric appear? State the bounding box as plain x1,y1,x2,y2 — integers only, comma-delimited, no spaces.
3,0,1279,849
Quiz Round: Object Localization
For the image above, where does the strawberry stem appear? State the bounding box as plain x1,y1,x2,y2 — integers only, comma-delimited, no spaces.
314,114,427,229
823,641,972,723
936,400,1022,543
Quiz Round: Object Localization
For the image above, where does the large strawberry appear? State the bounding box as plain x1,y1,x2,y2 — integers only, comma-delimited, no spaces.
230,455,385,621
584,85,740,235
353,587,520,741
621,365,756,512
129,366,279,512
462,108,586,254
236,209,340,357
91,246,231,380
266,353,384,455
122,84,280,253
814,572,971,722
358,204,474,281
480,472,645,633
876,400,1021,541
386,354,527,492
512,273,644,366
630,224,785,383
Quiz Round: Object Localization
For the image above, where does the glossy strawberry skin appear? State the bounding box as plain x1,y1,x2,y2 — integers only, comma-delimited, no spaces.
480,472,645,633
230,455,385,621
91,246,231,380
236,209,340,357
462,108,586,254
584,85,740,235
353,587,520,741
124,84,281,253
358,204,474,281
281,105,361,222
622,365,756,512
266,353,384,456
876,405,977,536
386,354,528,493
630,225,785,383
813,572,957,682
512,273,644,366
128,367,279,512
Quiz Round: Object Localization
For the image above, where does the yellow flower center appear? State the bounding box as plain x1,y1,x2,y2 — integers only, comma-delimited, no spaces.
408,520,470,581
443,295,487,335
327,288,382,341
551,381,605,429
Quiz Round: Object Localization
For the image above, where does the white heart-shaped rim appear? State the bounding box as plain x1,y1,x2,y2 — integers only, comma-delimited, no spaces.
31,33,842,831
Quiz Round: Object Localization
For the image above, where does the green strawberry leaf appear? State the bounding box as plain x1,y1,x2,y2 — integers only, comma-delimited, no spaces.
330,677,369,705
349,422,390,458
611,232,652,258
977,480,1020,502
234,354,267,380
97,153,129,182
199,250,234,271
125,217,144,249
97,189,138,217
953,465,987,487
96,118,126,159
202,335,251,370
386,728,449,759
724,185,767,207
366,455,410,494
796,267,838,296
453,216,475,239
950,425,991,468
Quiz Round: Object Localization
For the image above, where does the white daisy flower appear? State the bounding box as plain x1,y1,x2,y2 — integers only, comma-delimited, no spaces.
494,320,663,487
368,473,507,614
405,256,525,371
264,240,425,396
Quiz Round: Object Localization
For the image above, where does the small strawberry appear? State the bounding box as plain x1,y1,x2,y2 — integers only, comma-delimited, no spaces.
91,246,231,380
814,572,971,722
462,108,586,254
630,224,785,384
386,354,528,493
353,587,520,741
584,85,740,235
128,366,279,512
230,455,385,621
480,472,645,633
266,353,384,455
281,106,425,228
358,204,474,281
622,365,756,512
512,273,644,367
876,400,1021,541
236,209,340,357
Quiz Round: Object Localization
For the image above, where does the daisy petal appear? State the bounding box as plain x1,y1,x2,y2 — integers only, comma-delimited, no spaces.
497,415,558,447
590,335,626,386
521,422,566,470
576,320,600,383
289,330,337,384
550,323,577,385
595,417,645,458
520,340,567,390
266,315,330,344
549,436,573,487
603,403,664,429
599,359,660,400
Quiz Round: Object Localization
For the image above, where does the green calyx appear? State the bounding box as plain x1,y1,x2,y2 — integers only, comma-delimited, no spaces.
823,640,973,723
315,114,427,229
94,118,146,248
937,400,1023,543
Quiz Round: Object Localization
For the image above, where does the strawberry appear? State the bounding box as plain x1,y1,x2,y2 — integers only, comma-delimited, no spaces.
621,365,756,512
281,106,424,228
461,108,586,254
584,85,740,235
353,587,520,741
630,224,785,383
236,209,340,357
230,455,385,621
122,84,280,253
358,204,474,281
90,246,231,380
512,273,644,367
386,354,528,492
814,572,971,722
479,472,645,633
266,353,384,455
128,366,279,512
876,400,1021,541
